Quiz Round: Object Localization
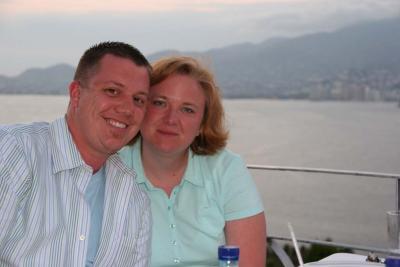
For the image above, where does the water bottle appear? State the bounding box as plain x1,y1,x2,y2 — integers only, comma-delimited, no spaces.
218,245,239,267
385,210,400,267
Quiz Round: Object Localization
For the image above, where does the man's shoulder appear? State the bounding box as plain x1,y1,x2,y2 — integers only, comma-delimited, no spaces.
1,121,50,137
0,122,52,196
0,122,54,173
0,121,51,147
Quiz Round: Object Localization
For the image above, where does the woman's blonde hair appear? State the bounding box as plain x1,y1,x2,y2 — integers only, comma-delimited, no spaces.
151,56,229,155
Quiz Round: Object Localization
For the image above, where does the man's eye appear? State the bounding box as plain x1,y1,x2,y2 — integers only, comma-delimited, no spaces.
152,99,166,107
133,96,147,107
104,88,118,95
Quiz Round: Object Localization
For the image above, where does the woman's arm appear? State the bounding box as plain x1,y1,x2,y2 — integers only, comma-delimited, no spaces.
225,212,267,267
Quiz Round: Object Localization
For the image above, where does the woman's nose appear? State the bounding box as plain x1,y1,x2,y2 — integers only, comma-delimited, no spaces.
164,108,178,125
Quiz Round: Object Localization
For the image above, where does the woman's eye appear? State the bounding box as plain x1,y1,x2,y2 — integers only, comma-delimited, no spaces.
182,107,195,114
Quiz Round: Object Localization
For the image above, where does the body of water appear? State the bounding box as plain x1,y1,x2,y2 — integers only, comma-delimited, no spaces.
1,95,400,248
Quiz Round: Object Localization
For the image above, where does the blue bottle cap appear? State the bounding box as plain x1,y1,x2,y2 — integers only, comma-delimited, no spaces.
218,245,240,261
386,257,400,267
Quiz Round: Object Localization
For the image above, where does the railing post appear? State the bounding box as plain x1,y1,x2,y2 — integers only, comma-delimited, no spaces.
397,178,400,212
269,238,295,267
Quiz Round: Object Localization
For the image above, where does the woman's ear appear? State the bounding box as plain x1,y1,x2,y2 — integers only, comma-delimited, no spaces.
197,125,203,137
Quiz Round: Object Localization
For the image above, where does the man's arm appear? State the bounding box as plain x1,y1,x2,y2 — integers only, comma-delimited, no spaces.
0,130,30,245
0,173,19,244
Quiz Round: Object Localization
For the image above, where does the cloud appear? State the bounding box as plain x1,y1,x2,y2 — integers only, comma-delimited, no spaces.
0,0,307,15
0,0,398,76
246,0,400,38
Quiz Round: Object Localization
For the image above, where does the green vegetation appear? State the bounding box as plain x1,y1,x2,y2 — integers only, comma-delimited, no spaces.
267,239,353,267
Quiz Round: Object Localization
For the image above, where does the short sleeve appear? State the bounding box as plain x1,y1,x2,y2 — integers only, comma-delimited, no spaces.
217,150,264,221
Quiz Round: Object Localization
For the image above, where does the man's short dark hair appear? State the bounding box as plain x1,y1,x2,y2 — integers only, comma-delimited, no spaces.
74,41,151,86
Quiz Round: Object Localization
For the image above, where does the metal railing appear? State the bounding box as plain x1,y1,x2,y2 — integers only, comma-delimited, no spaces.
246,165,400,267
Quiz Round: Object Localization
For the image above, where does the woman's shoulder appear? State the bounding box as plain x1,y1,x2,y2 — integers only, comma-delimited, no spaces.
196,148,244,167
118,145,134,157
191,148,247,181
118,142,139,169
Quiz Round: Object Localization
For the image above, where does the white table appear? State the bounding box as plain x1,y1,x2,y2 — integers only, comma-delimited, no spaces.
304,253,384,267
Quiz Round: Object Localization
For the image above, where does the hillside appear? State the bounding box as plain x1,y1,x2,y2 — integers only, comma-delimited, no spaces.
0,64,74,94
1,17,399,99
151,17,400,98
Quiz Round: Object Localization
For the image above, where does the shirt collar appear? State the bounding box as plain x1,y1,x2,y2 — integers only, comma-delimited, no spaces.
132,139,204,188
182,149,203,187
50,116,87,174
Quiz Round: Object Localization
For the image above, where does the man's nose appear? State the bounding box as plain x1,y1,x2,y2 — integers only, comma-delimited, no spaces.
116,97,135,116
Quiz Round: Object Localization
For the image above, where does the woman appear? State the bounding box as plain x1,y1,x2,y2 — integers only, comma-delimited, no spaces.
119,56,266,266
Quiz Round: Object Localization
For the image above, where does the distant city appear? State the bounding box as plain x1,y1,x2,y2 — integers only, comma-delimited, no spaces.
282,69,400,102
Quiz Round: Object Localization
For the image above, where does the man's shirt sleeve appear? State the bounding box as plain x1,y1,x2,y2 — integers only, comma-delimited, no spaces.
0,129,31,244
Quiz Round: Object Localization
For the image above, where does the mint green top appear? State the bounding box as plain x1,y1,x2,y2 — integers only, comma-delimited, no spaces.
119,140,264,267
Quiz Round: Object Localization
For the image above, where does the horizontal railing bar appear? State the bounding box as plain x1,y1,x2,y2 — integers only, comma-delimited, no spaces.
248,165,400,180
268,235,400,256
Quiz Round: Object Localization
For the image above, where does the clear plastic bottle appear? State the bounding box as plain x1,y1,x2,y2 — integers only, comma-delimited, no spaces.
218,245,239,267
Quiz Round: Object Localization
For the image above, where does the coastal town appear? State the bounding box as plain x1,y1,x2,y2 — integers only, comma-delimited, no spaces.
307,69,400,102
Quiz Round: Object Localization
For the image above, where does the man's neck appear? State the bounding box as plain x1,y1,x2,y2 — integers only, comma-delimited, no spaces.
65,114,107,173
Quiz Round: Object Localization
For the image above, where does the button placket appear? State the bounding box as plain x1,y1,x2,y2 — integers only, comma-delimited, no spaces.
166,188,181,264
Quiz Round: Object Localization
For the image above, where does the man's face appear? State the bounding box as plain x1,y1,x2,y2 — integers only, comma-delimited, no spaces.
68,54,150,163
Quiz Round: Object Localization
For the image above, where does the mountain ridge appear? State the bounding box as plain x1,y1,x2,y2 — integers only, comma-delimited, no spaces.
1,17,399,99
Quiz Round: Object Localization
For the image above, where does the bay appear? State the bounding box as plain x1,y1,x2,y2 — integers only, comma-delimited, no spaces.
1,95,399,248
224,99,400,248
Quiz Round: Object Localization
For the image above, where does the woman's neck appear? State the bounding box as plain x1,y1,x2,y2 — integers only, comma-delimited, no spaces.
141,142,189,197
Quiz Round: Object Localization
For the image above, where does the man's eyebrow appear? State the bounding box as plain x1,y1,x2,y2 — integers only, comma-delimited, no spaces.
102,81,124,87
136,91,149,96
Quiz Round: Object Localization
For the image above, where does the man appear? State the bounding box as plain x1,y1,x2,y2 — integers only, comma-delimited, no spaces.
0,42,152,266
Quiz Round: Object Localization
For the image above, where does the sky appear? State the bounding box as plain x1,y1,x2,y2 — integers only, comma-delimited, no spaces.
0,0,399,76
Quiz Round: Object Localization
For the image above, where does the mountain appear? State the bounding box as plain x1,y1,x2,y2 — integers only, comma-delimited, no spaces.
0,64,74,94
1,17,399,98
150,17,400,98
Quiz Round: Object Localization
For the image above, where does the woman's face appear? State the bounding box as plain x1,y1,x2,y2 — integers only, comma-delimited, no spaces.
141,74,206,156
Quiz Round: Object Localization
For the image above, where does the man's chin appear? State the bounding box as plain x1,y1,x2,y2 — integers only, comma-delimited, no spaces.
108,140,131,152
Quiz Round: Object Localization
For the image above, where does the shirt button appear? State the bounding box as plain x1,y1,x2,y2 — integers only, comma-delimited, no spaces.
170,224,176,228
172,240,177,245
167,206,171,210
173,258,180,263
79,235,86,241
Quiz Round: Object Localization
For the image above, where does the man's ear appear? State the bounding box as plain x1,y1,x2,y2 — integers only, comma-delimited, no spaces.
69,81,81,109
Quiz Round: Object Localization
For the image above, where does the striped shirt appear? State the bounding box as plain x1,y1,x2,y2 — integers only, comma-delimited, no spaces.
0,117,152,266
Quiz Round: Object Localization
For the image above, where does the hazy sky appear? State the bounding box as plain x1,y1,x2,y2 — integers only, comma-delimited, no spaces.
1,0,399,76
